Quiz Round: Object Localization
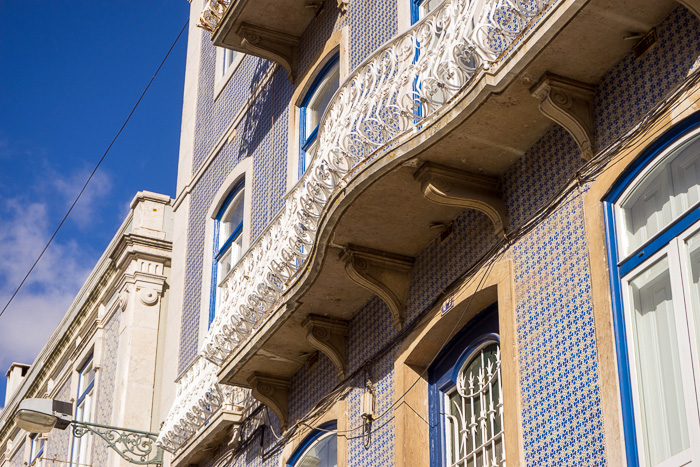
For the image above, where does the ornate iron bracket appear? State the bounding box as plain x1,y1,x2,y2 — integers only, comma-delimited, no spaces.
72,421,163,465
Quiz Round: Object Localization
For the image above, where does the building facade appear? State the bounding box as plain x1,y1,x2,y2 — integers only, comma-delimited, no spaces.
0,192,173,467
150,0,700,466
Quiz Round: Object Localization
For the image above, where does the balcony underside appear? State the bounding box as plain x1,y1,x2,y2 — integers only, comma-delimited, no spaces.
212,0,319,81
219,0,679,387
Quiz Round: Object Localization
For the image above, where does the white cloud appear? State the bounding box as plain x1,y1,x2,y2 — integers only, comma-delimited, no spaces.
0,197,94,392
49,168,113,229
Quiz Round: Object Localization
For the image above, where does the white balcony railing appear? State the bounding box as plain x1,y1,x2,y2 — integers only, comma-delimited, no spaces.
159,0,553,453
157,357,251,452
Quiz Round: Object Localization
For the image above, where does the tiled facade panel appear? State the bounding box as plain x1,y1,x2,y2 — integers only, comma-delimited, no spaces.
93,312,121,465
182,3,700,467
348,0,398,70
595,7,700,150
179,0,396,369
45,379,72,463
513,191,605,466
8,440,24,467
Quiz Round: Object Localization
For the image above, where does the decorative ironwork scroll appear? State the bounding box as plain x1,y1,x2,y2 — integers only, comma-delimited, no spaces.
72,421,163,465
160,0,555,454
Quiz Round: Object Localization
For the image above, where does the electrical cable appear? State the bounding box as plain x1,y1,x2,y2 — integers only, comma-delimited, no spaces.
0,19,189,322
256,64,700,460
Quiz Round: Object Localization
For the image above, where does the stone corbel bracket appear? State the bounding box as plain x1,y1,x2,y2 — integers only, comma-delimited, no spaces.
303,315,349,378
248,373,290,430
238,23,299,82
531,73,596,161
414,162,508,237
340,245,415,329
677,0,700,20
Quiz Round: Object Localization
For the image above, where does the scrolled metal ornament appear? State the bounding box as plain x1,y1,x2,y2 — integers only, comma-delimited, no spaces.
72,421,163,465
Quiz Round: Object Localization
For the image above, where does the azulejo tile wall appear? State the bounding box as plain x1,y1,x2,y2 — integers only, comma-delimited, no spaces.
179,0,401,371
44,379,72,463
181,3,700,467
92,312,120,465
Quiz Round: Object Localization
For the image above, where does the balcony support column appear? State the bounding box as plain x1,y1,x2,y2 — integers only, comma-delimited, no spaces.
248,373,290,430
414,162,508,237
531,73,596,161
341,245,415,329
303,315,349,378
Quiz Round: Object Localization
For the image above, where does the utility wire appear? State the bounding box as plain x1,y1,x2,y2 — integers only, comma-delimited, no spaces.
0,19,189,321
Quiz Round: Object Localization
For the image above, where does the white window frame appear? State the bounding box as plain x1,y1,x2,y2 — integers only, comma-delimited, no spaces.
214,47,245,99
71,356,95,467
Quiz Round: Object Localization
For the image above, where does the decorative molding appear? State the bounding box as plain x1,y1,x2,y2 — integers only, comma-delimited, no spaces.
303,315,349,378
138,287,160,306
677,0,700,20
248,373,291,430
237,23,299,82
414,162,507,236
531,73,596,160
341,245,414,328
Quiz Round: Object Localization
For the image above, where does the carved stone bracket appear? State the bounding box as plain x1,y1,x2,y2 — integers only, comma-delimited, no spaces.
340,245,414,328
303,315,349,378
677,0,700,20
248,373,290,430
237,23,299,82
414,162,508,236
531,73,596,160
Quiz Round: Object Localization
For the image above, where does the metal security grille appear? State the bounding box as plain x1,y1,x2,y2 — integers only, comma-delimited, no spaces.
445,343,504,467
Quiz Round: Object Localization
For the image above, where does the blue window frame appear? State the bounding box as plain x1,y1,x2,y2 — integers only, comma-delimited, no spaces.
604,114,700,467
71,356,95,466
29,434,45,467
428,303,503,467
210,178,246,326
411,0,442,23
287,421,337,467
299,54,340,178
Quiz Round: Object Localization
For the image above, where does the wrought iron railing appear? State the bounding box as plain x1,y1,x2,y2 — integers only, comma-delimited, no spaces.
160,0,553,454
157,357,251,453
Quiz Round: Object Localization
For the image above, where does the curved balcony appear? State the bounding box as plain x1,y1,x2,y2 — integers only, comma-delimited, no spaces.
161,0,680,453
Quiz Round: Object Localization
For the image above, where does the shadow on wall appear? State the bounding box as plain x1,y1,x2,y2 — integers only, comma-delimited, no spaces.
237,61,291,161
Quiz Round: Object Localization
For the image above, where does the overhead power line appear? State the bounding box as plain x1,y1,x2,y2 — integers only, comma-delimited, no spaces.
0,19,189,321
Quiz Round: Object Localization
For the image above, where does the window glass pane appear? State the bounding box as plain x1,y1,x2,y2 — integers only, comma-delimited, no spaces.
223,49,238,75
627,257,689,466
305,63,340,141
619,135,700,256
686,229,700,367
446,342,503,467
419,0,443,18
220,192,244,248
295,433,337,467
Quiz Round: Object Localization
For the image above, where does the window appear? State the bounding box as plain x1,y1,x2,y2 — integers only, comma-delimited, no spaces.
411,0,442,23
429,304,504,467
29,434,45,467
605,121,700,467
287,421,337,467
210,179,245,325
222,49,239,76
299,55,340,178
71,357,95,466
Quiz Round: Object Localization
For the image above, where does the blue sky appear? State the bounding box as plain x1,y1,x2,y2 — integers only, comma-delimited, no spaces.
0,1,190,406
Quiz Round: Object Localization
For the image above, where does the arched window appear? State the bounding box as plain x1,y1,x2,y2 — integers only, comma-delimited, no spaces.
605,119,700,467
287,421,337,467
210,179,245,325
429,304,504,467
299,54,340,178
